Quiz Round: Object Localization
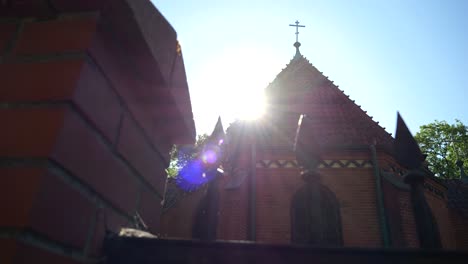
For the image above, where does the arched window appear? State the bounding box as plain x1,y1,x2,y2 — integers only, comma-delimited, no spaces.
192,180,219,240
291,184,343,246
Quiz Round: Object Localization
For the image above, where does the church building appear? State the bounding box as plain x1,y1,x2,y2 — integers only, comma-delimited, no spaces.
161,25,468,250
3,2,468,262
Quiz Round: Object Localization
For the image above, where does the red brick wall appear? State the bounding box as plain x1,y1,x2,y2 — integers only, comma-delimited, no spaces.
217,173,250,241
244,148,383,247
161,146,465,251
378,155,419,248
382,179,406,247
450,211,468,250
398,191,419,247
424,184,456,249
247,149,449,248
161,172,251,241
321,168,382,247
255,168,302,243
1,3,193,262
161,185,207,239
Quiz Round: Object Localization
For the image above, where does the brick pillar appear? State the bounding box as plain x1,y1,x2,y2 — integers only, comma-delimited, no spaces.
0,1,195,263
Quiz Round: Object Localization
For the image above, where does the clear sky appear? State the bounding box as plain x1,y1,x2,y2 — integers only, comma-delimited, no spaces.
153,0,468,137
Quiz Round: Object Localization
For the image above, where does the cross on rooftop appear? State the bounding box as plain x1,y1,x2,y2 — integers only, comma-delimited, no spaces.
289,20,305,43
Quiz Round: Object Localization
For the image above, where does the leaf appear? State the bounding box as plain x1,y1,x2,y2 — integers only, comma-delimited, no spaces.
415,120,468,179
167,133,210,179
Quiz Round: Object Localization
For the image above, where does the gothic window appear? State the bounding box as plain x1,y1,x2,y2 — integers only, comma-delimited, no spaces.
290,184,343,246
410,198,442,249
192,181,219,240
425,206,442,248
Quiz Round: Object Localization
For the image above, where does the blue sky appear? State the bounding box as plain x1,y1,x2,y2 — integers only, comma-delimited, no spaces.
153,0,468,136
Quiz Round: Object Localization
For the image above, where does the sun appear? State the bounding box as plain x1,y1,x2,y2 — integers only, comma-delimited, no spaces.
190,44,280,131
211,46,272,121
231,89,266,120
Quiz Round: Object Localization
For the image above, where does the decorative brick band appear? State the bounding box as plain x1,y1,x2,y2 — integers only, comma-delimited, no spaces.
423,182,446,200
382,165,446,200
256,160,299,169
256,159,373,169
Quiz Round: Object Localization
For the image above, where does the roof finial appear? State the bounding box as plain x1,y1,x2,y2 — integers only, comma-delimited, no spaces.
289,20,305,58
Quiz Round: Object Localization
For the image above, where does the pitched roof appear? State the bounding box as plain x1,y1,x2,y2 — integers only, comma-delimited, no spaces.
265,54,393,148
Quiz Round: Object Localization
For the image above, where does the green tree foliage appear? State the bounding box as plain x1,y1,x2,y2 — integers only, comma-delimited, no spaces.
166,134,209,178
415,120,468,179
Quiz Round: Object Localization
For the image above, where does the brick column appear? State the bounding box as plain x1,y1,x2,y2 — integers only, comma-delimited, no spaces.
0,1,195,263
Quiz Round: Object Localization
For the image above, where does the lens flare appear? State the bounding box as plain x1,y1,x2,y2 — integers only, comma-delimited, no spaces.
176,160,218,191
201,149,218,164
235,91,266,120
175,139,226,191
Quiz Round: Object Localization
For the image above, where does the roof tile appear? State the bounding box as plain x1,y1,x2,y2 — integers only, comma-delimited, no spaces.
265,56,393,147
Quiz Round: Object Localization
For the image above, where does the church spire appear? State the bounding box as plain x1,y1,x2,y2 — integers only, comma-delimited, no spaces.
289,20,305,58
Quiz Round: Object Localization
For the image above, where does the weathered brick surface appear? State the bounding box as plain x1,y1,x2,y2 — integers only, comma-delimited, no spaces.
0,167,95,249
450,211,468,250
217,173,249,241
255,168,302,243
382,180,405,247
73,60,122,143
163,148,463,250
89,22,172,162
399,192,419,248
0,167,43,227
321,150,372,161
30,170,95,249
0,59,84,101
0,58,122,143
167,52,196,143
161,186,206,239
124,0,177,86
52,109,138,214
1,3,194,262
139,185,162,234
257,148,295,161
14,16,97,55
377,153,420,248
0,107,65,157
0,22,17,55
206,147,382,246
117,113,166,196
321,168,381,247
425,188,456,249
